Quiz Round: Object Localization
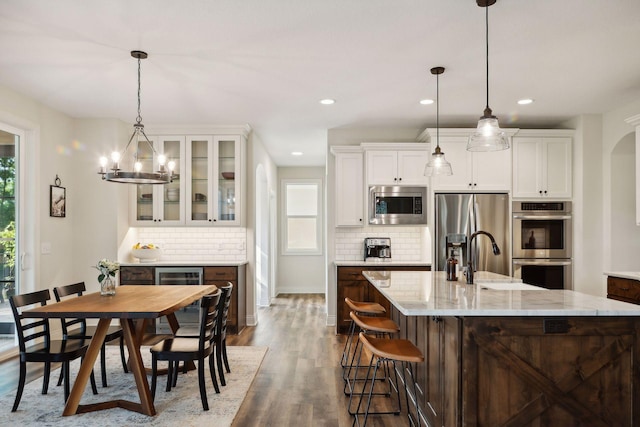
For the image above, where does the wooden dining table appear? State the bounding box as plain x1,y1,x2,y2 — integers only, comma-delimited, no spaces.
22,284,218,416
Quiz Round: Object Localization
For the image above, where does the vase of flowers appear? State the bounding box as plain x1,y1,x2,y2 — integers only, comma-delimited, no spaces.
95,258,119,296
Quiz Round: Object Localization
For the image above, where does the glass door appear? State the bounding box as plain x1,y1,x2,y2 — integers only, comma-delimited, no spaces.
215,136,240,225
187,136,213,224
134,135,157,223
0,128,17,354
159,136,185,224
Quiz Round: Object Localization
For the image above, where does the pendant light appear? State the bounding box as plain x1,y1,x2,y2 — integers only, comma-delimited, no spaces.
98,51,175,184
467,0,509,152
425,66,453,177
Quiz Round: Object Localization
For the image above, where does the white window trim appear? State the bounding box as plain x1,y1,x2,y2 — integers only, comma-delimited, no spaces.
281,178,323,256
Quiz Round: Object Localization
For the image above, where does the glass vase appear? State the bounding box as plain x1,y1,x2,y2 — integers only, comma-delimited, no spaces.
100,276,116,296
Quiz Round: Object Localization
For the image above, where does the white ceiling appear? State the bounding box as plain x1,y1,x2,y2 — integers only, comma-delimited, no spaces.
1,0,639,166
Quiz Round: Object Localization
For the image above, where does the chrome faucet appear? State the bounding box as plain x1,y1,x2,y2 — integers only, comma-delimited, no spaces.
466,230,501,284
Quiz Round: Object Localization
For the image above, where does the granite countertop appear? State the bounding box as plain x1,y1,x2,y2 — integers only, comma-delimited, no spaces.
120,260,248,267
604,271,640,281
363,270,640,317
334,260,431,267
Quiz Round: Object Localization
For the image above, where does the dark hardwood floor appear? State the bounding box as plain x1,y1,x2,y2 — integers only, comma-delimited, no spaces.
0,294,409,426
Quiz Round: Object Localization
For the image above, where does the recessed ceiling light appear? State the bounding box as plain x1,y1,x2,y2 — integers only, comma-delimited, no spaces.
291,151,303,156
319,99,335,105
517,98,534,105
420,99,435,105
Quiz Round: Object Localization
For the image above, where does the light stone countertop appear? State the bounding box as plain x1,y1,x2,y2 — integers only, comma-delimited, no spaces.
334,260,431,267
119,261,248,267
604,271,640,281
364,270,640,317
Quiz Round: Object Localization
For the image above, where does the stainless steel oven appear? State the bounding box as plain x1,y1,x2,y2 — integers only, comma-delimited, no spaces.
512,201,572,259
512,201,572,289
513,259,572,290
155,267,204,332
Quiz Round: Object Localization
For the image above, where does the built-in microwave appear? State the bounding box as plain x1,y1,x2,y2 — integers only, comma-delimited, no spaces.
368,186,427,225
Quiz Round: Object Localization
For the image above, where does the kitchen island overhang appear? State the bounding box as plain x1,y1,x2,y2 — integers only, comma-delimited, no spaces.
362,270,640,427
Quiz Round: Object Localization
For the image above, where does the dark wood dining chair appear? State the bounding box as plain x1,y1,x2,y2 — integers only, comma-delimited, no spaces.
53,282,128,387
150,289,221,411
9,289,98,412
174,282,233,386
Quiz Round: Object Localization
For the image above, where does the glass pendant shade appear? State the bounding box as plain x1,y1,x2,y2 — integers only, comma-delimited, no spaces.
467,110,509,151
424,146,452,176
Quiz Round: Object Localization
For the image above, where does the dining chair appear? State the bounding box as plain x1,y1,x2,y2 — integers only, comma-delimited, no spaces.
175,282,233,386
150,289,221,411
53,282,128,387
9,289,98,412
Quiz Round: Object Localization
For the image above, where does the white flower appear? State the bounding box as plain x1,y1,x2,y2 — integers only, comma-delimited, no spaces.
95,258,120,282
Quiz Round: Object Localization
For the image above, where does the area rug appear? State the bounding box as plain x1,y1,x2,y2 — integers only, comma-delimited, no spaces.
0,345,267,426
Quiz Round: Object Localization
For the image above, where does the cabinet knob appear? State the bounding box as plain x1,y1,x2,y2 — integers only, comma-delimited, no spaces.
208,219,212,222
473,183,477,187
539,190,543,194
469,183,473,187
398,177,402,181
544,190,547,194
359,218,362,222
394,177,397,181
213,218,217,222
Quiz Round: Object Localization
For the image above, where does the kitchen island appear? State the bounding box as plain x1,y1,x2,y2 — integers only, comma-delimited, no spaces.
363,270,640,427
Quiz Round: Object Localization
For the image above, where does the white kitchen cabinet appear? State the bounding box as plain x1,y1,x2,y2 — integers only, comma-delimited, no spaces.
512,133,572,199
131,136,186,226
427,133,512,192
364,144,429,186
333,148,365,226
186,135,242,226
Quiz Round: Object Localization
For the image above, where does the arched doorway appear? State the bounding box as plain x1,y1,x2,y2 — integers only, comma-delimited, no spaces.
610,133,640,269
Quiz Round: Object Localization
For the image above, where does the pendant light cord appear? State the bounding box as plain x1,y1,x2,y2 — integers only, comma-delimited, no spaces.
136,56,143,125
485,4,490,110
436,72,440,149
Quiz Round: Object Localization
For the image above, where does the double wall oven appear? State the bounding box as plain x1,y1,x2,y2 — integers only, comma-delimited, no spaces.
512,201,572,289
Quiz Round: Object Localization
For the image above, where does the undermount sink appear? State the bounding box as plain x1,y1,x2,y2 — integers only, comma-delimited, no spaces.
476,281,545,291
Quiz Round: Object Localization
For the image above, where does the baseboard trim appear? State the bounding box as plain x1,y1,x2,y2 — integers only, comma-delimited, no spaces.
246,315,257,326
325,314,336,327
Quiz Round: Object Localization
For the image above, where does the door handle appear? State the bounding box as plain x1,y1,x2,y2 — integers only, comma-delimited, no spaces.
20,252,26,271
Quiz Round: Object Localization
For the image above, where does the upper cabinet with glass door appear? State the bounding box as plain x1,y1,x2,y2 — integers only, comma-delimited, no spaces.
186,135,242,226
132,136,186,225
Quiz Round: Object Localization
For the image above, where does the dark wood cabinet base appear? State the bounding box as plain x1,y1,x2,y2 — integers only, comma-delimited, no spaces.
387,288,640,426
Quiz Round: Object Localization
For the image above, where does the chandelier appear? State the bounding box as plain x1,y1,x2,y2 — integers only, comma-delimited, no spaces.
467,0,509,152
98,50,175,184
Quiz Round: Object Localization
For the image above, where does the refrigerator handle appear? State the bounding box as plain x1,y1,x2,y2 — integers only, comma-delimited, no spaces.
469,197,478,272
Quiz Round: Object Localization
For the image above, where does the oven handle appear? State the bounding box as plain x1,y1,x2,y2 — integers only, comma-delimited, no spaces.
513,259,572,266
513,214,572,220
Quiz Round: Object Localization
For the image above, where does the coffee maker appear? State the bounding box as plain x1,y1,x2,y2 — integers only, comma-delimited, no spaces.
364,237,392,261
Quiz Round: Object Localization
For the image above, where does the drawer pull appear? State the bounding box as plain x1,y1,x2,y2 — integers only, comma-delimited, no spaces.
620,287,630,291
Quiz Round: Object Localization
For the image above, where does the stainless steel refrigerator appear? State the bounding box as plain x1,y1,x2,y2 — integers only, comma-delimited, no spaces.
434,193,510,275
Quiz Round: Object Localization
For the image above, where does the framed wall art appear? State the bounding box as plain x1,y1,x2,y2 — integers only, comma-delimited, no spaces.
50,175,66,218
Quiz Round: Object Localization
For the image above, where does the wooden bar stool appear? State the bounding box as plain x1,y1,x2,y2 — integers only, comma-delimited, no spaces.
340,297,386,371
351,332,424,427
343,311,399,398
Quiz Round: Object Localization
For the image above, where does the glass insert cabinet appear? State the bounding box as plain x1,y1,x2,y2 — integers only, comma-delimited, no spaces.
131,132,244,226
186,135,241,225
134,136,186,225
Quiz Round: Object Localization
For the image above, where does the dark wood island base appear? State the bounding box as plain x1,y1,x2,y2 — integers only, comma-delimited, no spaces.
391,309,640,426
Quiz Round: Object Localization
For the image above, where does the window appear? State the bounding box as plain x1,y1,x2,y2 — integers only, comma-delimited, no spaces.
282,179,322,255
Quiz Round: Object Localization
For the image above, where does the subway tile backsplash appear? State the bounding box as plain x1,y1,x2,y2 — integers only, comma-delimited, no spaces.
134,227,247,262
335,226,430,262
